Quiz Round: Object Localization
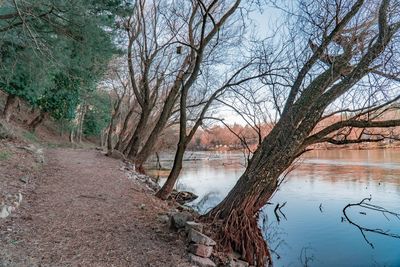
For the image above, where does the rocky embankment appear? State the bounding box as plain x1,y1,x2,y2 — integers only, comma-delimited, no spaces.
0,141,44,220
125,161,252,267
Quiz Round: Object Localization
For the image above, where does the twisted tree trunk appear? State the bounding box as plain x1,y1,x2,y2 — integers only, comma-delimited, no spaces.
203,109,323,266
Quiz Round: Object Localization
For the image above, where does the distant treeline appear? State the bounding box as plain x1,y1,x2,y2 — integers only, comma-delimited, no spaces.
183,111,400,151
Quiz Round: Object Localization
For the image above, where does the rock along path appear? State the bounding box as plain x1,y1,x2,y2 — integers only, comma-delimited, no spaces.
0,148,191,267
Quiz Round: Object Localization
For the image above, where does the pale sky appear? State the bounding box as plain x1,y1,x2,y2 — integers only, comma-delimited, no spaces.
216,6,285,125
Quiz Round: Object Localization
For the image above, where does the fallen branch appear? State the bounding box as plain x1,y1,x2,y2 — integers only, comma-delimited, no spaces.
342,197,400,248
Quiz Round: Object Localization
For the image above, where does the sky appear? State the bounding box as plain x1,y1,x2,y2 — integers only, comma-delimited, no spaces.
217,5,285,125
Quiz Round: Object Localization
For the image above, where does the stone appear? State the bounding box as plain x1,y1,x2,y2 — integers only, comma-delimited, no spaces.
188,253,216,267
34,148,45,164
0,205,11,219
170,212,193,229
229,259,249,267
189,244,213,258
188,229,216,246
158,215,170,224
19,176,28,183
139,203,146,210
185,221,203,233
19,145,45,163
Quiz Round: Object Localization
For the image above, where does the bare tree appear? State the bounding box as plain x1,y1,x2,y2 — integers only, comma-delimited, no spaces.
156,57,268,199
203,1,400,265
117,0,253,173
103,61,130,155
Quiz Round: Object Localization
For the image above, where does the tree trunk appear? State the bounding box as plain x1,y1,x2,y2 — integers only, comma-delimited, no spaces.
106,122,114,155
155,152,162,170
69,129,74,143
203,147,292,266
115,106,135,150
133,96,177,170
155,142,185,199
156,77,189,199
204,170,274,266
29,111,47,132
3,94,17,122
202,107,324,265
133,72,183,169
107,100,123,155
77,104,87,143
124,107,150,159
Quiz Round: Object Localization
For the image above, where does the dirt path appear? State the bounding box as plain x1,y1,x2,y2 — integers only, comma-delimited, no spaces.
1,148,191,267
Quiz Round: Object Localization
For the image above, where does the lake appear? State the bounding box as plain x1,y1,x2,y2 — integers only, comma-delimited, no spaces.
148,150,400,267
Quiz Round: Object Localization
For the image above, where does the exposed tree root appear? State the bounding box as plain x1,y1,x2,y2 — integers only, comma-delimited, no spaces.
202,209,272,266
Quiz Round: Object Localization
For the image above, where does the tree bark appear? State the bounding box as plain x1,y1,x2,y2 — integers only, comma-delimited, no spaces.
133,87,179,169
156,71,190,199
107,97,124,155
203,113,321,266
3,94,17,122
69,129,74,143
106,122,114,155
115,106,135,150
124,106,150,159
156,142,186,199
76,104,87,143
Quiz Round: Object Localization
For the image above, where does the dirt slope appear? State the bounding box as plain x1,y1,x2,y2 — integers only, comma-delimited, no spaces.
0,148,191,267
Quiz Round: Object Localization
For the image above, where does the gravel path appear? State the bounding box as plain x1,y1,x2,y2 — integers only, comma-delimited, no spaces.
1,148,191,267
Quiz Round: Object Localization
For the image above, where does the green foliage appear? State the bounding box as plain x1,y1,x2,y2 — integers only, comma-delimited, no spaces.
83,92,112,137
0,150,11,161
37,73,81,120
0,41,52,104
0,0,123,122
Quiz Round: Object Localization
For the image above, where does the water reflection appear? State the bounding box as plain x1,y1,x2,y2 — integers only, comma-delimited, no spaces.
149,150,400,267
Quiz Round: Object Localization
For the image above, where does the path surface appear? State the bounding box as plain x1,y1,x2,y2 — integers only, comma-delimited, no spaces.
1,148,191,267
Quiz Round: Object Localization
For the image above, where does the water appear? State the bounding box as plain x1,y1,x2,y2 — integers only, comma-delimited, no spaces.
149,150,400,267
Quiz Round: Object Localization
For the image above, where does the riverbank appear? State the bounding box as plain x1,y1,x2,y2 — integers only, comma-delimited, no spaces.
0,146,192,266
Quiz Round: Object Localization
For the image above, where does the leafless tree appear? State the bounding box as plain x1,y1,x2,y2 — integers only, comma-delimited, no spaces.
116,0,252,173
203,1,400,265
100,59,131,155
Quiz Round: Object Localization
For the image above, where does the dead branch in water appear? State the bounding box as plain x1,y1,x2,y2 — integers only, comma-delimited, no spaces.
342,197,400,248
274,202,287,222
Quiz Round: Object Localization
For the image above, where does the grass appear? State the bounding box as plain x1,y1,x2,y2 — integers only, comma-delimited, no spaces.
22,131,38,143
0,150,11,161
